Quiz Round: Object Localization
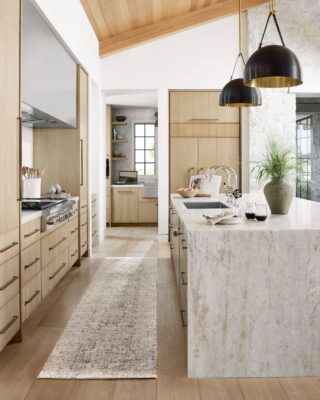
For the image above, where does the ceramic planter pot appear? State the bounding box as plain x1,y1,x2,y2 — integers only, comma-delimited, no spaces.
264,179,293,214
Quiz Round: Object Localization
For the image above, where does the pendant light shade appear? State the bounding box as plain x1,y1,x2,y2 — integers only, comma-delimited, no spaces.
220,0,261,107
244,1,302,88
244,44,302,88
219,78,262,107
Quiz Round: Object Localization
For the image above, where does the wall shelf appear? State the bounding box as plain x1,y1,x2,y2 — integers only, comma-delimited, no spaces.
112,121,127,126
112,139,127,143
112,157,127,161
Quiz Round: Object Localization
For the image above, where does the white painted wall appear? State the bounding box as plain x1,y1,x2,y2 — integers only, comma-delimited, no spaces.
33,0,101,85
22,126,33,167
101,16,239,239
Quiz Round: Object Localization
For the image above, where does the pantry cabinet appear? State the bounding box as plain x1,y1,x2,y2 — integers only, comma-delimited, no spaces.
169,90,241,194
0,0,21,351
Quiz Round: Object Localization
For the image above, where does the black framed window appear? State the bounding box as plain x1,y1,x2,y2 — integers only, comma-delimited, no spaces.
134,123,156,176
296,115,312,200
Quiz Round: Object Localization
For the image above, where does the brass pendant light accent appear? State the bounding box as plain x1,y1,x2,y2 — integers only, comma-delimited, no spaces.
219,0,261,107
244,0,302,88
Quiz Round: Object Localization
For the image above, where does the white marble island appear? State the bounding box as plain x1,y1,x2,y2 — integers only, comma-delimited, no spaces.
170,194,320,378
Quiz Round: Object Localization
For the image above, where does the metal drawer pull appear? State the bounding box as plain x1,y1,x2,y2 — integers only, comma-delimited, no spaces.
71,250,78,258
0,316,18,335
0,276,18,291
92,231,97,237
181,271,188,285
92,214,97,219
25,290,40,305
24,257,40,270
81,204,87,209
181,239,188,250
24,229,40,238
70,228,78,234
170,243,174,250
81,222,88,227
49,237,66,251
180,310,187,327
49,263,66,280
0,242,18,253
91,199,97,203
81,241,88,248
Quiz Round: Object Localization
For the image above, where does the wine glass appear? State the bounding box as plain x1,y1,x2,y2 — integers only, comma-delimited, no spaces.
245,202,256,220
255,203,268,221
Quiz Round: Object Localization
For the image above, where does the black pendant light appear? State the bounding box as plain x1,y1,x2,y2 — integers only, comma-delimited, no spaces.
220,0,261,107
244,0,302,88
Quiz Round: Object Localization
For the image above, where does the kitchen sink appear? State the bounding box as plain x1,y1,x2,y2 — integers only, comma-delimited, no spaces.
183,201,230,209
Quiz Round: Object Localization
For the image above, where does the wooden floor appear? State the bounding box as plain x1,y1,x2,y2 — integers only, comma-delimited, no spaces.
0,227,319,399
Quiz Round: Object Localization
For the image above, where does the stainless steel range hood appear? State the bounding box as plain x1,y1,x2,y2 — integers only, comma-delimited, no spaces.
21,102,74,129
21,0,77,129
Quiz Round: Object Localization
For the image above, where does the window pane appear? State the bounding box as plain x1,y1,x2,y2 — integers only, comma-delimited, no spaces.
135,137,144,149
146,124,155,136
145,137,155,150
146,150,155,163
145,163,155,176
135,163,145,175
135,124,145,136
135,150,144,163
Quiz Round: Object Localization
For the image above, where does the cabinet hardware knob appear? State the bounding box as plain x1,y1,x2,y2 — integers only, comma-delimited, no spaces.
25,290,40,305
0,316,18,335
24,257,40,270
0,242,18,253
49,263,66,280
0,276,18,291
24,229,40,238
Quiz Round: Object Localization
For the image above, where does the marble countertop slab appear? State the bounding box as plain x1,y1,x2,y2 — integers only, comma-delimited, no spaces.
171,193,320,232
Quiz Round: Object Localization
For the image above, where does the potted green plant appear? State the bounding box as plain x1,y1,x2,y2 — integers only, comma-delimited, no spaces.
252,139,299,214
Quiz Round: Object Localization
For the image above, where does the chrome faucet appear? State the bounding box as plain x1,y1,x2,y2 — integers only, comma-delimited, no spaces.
205,165,241,206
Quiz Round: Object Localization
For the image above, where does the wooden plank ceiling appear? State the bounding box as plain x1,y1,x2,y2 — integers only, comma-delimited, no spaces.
81,0,268,57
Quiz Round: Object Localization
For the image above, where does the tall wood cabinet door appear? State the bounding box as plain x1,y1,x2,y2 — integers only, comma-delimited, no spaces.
208,91,240,123
0,0,20,238
79,66,88,204
170,138,198,194
191,91,209,121
170,92,193,123
112,189,139,223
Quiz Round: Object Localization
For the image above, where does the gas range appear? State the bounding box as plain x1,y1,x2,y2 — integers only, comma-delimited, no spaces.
22,197,76,231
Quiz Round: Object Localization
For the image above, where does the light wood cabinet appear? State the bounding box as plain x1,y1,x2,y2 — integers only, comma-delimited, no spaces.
21,218,41,250
0,293,20,353
42,249,69,299
0,255,19,310
21,273,41,322
138,199,158,223
170,137,198,194
169,90,241,194
21,241,41,286
112,188,139,223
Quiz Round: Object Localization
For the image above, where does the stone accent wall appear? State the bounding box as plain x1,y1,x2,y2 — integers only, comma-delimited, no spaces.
311,113,320,201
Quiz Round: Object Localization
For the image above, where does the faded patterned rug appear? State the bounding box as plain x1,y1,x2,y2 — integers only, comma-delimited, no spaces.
38,257,157,379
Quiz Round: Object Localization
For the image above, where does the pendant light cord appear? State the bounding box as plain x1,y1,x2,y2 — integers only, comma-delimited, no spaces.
229,0,246,80
259,0,286,49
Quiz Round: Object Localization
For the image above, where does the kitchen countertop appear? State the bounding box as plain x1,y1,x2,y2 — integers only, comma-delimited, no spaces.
111,184,144,188
21,196,79,225
171,192,320,232
171,192,320,378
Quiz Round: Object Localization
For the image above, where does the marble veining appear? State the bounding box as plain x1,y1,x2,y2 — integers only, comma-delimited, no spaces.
171,193,320,377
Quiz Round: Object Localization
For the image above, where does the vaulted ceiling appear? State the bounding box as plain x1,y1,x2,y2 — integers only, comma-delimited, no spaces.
80,0,268,58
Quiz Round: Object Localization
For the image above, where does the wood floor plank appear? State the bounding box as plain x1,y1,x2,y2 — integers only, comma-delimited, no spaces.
24,379,75,400
239,378,289,400
157,376,200,400
113,379,156,400
198,378,245,400
279,378,320,400
69,380,116,400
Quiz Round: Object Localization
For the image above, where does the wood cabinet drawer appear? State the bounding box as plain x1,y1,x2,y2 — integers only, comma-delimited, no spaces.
21,218,41,250
80,210,88,229
79,201,88,214
0,228,19,266
80,227,88,256
42,249,69,299
41,224,69,268
21,272,41,322
21,241,41,286
67,216,79,244
69,239,79,267
0,255,19,309
0,293,20,353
